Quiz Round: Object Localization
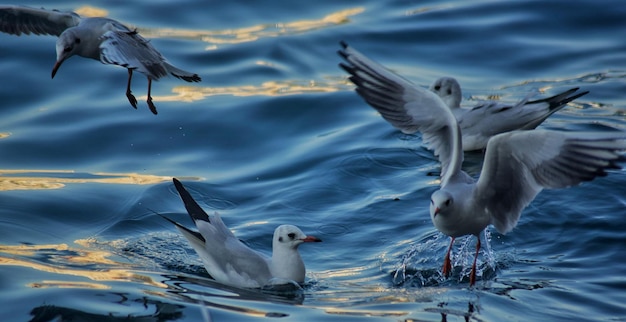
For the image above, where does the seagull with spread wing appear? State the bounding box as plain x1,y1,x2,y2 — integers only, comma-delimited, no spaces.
0,5,201,114
339,41,626,285
430,76,588,151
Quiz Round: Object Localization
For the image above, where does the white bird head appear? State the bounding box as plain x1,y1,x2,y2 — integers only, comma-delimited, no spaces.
53,28,83,78
430,190,454,219
269,224,321,284
273,225,321,250
430,77,462,109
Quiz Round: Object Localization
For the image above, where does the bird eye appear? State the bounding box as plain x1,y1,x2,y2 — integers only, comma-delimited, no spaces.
287,233,296,239
63,46,72,53
278,237,283,242
447,89,452,95
434,85,441,91
75,38,81,44
445,199,451,206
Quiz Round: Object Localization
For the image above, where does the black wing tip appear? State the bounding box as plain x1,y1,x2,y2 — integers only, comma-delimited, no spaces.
612,155,626,167
172,178,211,223
158,213,178,225
337,41,351,59
337,49,348,60
172,177,184,189
159,213,206,243
565,89,590,102
338,62,355,75
174,73,201,82
575,90,590,99
533,88,590,111
546,92,587,112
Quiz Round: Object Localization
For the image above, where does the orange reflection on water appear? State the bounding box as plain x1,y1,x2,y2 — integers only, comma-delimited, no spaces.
139,7,364,48
74,6,108,17
146,78,351,103
0,240,166,290
70,5,364,48
0,169,174,191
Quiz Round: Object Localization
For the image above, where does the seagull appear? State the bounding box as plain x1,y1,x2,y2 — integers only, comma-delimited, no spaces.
0,5,201,114
332,43,587,151
429,77,588,150
162,178,322,288
339,41,626,286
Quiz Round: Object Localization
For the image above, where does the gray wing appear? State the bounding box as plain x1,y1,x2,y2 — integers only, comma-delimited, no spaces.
166,214,272,287
202,214,271,273
474,130,626,234
458,88,588,146
99,30,168,80
338,41,463,185
0,5,80,36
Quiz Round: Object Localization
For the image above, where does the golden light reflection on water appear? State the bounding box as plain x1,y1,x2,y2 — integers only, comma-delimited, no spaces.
73,5,363,48
74,6,108,17
146,78,352,104
0,240,166,290
139,7,364,48
0,169,176,191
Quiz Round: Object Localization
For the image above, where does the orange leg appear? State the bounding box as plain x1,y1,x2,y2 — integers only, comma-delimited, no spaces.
125,69,138,108
146,78,157,115
442,237,455,277
469,236,481,286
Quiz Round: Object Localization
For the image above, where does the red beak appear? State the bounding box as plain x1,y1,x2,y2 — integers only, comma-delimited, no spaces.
301,236,322,243
434,207,440,217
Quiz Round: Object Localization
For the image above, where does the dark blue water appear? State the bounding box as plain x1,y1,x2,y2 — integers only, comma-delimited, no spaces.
1,1,625,321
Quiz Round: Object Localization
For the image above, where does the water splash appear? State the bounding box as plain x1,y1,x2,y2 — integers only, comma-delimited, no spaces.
392,230,498,287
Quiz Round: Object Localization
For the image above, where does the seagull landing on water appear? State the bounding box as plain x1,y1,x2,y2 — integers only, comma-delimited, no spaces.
0,5,201,114
429,77,588,151
161,178,322,288
339,41,626,286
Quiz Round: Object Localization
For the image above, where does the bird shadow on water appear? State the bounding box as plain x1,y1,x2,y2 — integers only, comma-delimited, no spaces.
29,298,185,322
161,273,305,315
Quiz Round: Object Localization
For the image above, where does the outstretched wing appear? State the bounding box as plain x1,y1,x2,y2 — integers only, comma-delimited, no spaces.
475,130,626,234
338,41,463,185
0,5,80,36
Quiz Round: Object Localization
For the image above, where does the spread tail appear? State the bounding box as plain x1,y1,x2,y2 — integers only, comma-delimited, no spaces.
165,62,201,82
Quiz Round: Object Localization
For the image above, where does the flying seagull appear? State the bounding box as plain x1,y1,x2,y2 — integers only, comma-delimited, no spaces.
0,5,201,114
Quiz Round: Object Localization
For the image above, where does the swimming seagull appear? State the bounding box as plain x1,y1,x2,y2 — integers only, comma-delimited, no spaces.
339,41,626,285
162,178,322,288
0,5,201,114
429,77,588,151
